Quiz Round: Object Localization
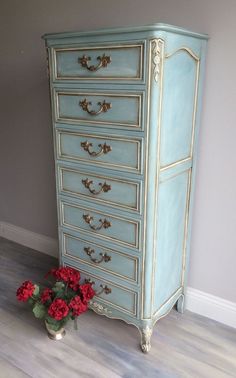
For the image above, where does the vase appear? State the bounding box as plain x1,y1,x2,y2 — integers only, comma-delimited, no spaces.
45,321,66,341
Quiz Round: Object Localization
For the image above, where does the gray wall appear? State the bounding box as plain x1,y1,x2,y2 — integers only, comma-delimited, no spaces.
0,0,235,302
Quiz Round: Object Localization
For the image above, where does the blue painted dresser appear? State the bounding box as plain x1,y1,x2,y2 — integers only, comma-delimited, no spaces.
43,24,208,352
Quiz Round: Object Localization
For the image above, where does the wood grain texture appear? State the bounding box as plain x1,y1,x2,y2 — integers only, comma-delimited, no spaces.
0,237,236,377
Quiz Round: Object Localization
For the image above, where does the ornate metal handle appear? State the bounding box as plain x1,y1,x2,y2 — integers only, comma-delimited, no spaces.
79,98,112,116
83,214,111,231
78,54,111,71
81,141,112,157
82,178,111,195
84,279,112,295
84,247,111,264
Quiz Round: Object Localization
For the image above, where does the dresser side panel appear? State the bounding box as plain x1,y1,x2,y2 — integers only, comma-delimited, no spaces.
152,35,207,316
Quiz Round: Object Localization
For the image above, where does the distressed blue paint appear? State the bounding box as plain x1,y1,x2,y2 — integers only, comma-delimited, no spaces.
63,233,139,283
154,171,189,310
56,44,143,80
56,90,142,128
160,52,197,166
58,165,141,213
57,130,143,174
43,23,208,351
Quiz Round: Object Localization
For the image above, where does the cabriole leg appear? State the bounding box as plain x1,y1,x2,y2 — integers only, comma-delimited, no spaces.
139,325,153,353
176,294,185,314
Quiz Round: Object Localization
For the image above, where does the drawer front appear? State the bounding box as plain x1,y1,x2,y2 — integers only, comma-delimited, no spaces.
62,233,138,283
64,263,138,316
54,90,142,129
60,201,140,250
53,43,144,81
56,130,142,174
58,166,141,213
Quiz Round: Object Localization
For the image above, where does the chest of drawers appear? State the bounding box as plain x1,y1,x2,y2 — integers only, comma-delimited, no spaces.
43,24,208,352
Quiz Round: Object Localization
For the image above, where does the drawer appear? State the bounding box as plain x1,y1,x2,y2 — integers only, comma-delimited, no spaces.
54,89,143,129
58,166,141,213
60,201,140,250
56,130,143,174
52,43,144,82
64,263,138,317
62,233,138,283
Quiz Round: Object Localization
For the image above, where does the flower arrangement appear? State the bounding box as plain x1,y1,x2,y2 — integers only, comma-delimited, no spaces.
16,267,95,336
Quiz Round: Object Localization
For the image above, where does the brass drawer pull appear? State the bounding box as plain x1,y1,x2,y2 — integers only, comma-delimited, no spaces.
79,98,112,116
81,141,112,157
83,214,111,231
82,178,111,195
84,247,111,264
78,54,111,72
85,279,112,295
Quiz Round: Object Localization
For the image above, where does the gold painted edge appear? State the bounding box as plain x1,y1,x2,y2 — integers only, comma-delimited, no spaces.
56,129,142,174
62,232,138,283
54,90,143,129
60,200,141,250
58,165,141,213
64,262,138,316
52,43,144,81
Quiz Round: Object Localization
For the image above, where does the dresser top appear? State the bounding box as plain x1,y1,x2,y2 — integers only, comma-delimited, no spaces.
42,23,208,41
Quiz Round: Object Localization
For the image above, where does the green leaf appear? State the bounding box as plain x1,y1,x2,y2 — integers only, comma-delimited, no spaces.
45,316,64,332
33,303,46,319
28,298,35,306
54,282,65,291
33,285,39,296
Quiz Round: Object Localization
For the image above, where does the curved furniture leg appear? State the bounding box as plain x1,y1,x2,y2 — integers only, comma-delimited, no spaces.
176,294,185,314
139,325,153,353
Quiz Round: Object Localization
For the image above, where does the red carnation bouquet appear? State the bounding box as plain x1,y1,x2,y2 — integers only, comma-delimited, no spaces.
16,267,95,334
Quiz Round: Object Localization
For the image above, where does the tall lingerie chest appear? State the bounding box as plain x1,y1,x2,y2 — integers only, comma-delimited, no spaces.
43,24,208,352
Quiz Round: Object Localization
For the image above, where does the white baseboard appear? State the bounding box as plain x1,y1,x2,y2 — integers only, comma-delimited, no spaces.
0,221,235,329
186,287,236,329
0,221,58,258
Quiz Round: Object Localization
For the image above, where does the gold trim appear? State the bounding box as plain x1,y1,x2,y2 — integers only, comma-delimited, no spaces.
56,129,142,174
60,200,141,250
58,165,141,213
62,232,138,283
181,169,192,286
161,47,200,168
153,286,183,317
52,43,144,81
165,46,200,61
160,157,192,172
64,262,138,316
150,38,165,317
54,90,143,129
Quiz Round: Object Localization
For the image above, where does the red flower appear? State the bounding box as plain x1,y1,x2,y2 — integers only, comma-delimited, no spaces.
16,281,35,302
79,284,95,303
69,296,88,316
47,267,80,290
40,288,53,304
48,299,69,320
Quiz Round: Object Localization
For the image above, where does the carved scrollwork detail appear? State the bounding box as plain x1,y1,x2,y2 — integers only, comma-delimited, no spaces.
140,325,153,353
151,39,164,83
89,301,112,314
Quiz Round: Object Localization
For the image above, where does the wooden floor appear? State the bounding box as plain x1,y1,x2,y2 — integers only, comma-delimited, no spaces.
0,237,235,378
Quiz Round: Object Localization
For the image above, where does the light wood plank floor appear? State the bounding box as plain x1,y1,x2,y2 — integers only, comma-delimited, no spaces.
0,236,235,378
